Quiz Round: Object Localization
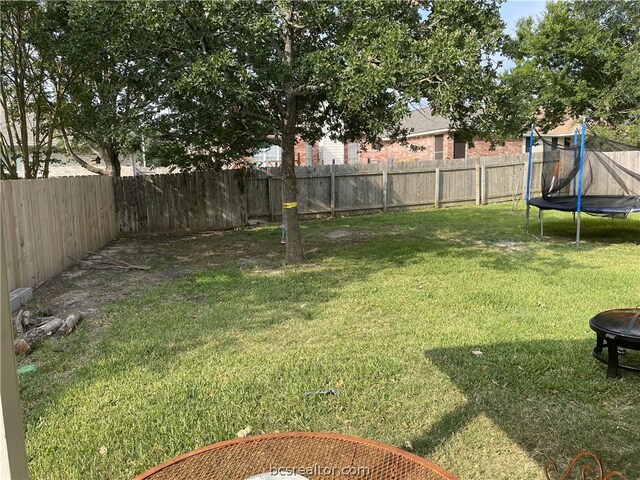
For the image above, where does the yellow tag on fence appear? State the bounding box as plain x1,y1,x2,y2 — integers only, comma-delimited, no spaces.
282,202,298,209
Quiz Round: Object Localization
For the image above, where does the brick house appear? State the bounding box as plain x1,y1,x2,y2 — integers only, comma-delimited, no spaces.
250,109,583,167
524,117,582,154
253,136,360,167
251,108,525,167
361,108,526,163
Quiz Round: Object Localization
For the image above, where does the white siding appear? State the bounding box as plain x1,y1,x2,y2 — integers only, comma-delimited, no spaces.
347,143,360,164
319,138,344,165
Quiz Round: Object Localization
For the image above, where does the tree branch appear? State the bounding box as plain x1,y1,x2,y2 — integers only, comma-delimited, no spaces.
60,127,109,175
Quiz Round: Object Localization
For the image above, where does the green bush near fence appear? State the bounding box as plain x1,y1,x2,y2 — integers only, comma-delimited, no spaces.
18,203,640,480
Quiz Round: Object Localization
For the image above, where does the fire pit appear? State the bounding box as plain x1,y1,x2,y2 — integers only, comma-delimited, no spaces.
589,309,640,378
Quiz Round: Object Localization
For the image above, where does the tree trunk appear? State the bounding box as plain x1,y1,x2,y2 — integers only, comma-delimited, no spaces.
41,91,62,179
281,2,304,264
281,126,303,263
104,140,121,177
20,317,63,351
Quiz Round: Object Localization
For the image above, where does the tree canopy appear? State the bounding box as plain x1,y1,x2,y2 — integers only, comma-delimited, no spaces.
141,0,506,261
147,0,506,168
55,1,164,176
2,0,510,261
0,1,65,179
506,0,640,143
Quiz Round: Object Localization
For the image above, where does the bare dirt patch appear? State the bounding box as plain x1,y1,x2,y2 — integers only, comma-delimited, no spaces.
325,229,373,241
22,222,371,364
28,228,281,344
493,240,525,251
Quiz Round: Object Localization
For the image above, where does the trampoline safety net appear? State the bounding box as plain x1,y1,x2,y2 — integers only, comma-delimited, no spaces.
533,132,640,217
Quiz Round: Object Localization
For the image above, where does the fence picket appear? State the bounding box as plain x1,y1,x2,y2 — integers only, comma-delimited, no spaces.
1,151,568,291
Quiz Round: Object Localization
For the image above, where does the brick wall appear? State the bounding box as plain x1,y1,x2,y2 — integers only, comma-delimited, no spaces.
255,135,523,167
312,144,320,165
361,134,436,163
294,140,306,165
299,141,352,166
362,134,522,163
468,138,522,157
286,139,323,166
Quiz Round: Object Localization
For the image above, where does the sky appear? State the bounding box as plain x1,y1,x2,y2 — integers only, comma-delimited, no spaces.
499,0,548,69
500,0,547,35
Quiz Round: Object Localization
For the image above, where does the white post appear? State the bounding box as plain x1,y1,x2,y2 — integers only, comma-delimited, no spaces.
131,152,137,177
0,216,30,479
381,161,388,212
481,165,486,205
331,160,336,216
475,165,480,205
141,136,147,168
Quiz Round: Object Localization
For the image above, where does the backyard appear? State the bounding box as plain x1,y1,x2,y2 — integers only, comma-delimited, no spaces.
17,204,640,479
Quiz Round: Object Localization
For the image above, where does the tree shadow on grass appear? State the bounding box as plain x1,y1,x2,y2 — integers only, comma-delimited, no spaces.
320,228,590,277
21,260,380,478
22,207,633,423
418,339,640,479
19,205,640,478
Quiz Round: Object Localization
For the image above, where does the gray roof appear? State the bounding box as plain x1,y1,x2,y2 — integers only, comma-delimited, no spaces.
400,108,450,136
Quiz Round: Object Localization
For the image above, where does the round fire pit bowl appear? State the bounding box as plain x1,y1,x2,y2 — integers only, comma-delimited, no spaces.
133,432,459,480
589,309,640,378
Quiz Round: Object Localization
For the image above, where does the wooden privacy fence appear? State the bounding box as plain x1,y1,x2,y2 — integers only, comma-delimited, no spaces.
2,152,548,291
113,170,247,233
1,176,117,291
248,153,544,219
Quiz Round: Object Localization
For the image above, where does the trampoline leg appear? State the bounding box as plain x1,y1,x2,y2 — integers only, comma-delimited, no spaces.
525,205,530,234
576,212,581,246
539,209,544,240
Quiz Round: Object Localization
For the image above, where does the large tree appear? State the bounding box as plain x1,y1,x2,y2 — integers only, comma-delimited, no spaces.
0,1,68,179
1,1,161,178
506,0,640,143
55,1,162,176
148,0,505,263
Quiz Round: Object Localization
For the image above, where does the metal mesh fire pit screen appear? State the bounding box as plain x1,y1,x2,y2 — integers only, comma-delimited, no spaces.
133,432,459,480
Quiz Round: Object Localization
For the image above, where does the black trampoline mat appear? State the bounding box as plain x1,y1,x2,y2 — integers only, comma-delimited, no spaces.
529,195,640,214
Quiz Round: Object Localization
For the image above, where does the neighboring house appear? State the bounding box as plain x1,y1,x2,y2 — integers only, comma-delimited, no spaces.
0,112,38,177
362,108,523,163
46,156,170,177
250,108,526,168
2,107,167,177
252,138,361,167
523,117,582,154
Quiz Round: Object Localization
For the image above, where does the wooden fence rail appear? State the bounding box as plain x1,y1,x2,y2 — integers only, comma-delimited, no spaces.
248,153,544,219
0,151,567,291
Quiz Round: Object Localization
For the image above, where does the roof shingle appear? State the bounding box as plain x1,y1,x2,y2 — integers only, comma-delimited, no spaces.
400,108,450,136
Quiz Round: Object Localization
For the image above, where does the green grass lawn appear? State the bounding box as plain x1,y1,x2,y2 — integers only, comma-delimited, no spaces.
19,204,640,479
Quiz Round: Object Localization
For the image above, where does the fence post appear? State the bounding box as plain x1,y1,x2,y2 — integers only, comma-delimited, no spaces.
0,241,30,480
330,160,336,217
267,169,275,222
434,167,440,208
475,165,481,205
382,161,388,212
481,165,486,205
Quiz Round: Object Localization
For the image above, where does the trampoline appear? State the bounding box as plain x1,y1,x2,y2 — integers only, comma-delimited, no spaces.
525,120,640,244
529,196,640,215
